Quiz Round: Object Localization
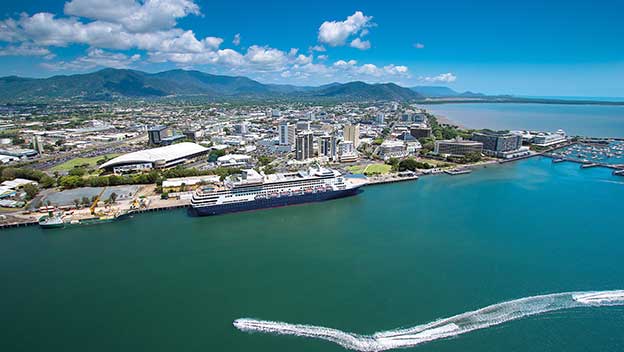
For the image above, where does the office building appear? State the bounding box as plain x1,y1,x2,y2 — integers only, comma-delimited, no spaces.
472,131,523,157
148,125,171,145
296,120,311,131
338,140,357,162
379,140,408,160
532,130,567,146
401,112,427,123
434,138,483,156
233,122,248,135
148,125,184,146
279,121,296,146
295,132,314,161
319,134,338,160
343,124,360,147
375,113,385,124
409,126,432,139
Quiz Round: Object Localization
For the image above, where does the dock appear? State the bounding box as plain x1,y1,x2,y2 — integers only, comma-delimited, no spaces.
364,175,420,186
444,169,472,175
0,220,38,229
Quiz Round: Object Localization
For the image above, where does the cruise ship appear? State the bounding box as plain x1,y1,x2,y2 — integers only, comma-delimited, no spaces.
189,166,363,216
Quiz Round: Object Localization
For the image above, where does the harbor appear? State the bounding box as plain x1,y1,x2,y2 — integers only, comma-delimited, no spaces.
543,141,624,173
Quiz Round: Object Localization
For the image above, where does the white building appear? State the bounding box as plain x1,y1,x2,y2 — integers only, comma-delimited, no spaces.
532,129,567,146
379,140,409,160
100,142,209,174
279,121,296,147
217,154,252,167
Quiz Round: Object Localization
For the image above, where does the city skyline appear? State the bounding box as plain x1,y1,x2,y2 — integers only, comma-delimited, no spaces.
0,0,623,97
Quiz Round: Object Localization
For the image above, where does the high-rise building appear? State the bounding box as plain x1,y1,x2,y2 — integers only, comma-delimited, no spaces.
233,122,248,135
295,132,314,161
318,134,338,160
471,131,522,153
410,125,432,139
343,124,360,147
279,121,296,146
375,113,385,124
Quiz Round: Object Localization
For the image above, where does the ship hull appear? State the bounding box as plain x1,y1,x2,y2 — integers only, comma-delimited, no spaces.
189,187,361,217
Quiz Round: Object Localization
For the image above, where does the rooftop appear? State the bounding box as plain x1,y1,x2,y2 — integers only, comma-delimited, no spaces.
100,142,208,169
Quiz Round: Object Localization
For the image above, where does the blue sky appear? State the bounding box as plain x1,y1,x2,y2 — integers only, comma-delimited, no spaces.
1,0,623,96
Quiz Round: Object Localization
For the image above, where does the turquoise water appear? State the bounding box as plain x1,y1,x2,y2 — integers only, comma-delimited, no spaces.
428,103,624,137
1,157,624,352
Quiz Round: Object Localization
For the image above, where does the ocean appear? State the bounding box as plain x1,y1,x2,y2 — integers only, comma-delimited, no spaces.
428,103,624,137
1,157,623,352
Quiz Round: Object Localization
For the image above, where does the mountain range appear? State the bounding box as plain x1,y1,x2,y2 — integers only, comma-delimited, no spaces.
0,68,488,103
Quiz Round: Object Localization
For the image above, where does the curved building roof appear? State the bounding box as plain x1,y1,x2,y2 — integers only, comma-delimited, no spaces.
100,142,208,169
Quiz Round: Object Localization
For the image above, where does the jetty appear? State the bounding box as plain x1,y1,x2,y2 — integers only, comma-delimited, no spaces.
444,168,472,175
364,173,419,186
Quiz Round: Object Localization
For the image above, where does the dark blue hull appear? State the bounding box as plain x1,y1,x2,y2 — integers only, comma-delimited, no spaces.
188,187,361,216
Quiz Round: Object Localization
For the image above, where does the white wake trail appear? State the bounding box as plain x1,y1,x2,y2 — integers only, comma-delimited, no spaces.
234,290,624,351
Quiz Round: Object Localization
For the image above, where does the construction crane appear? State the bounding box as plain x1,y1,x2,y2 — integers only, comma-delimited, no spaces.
90,187,106,215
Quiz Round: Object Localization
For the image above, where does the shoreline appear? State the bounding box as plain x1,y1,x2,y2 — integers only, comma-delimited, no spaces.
2,140,622,230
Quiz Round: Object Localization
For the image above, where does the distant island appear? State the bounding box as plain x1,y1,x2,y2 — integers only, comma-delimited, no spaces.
1,68,623,106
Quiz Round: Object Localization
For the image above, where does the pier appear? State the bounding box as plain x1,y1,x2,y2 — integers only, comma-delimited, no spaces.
363,174,420,186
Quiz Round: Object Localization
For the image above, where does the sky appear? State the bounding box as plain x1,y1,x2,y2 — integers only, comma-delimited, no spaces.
0,0,623,96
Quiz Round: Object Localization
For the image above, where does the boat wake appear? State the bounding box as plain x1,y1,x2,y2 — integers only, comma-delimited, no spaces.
233,290,624,351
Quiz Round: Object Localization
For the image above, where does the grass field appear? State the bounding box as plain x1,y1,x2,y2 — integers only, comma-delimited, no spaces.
347,163,392,175
50,153,120,172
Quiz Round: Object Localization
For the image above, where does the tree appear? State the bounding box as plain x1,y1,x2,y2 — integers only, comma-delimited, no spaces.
23,183,40,200
463,152,482,163
68,167,87,177
386,157,400,172
258,155,274,166
399,158,433,171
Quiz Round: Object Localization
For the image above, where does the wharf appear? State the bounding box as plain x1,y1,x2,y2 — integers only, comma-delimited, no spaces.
444,169,472,175
364,175,420,186
0,220,38,229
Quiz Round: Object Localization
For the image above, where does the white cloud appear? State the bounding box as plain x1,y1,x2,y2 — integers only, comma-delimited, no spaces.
328,60,409,81
317,54,328,60
42,48,140,70
310,45,326,52
63,0,200,33
232,33,240,46
413,42,425,49
420,72,457,83
294,53,312,65
0,43,53,57
318,11,372,47
384,64,408,75
333,59,357,68
350,37,370,50
244,45,288,71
